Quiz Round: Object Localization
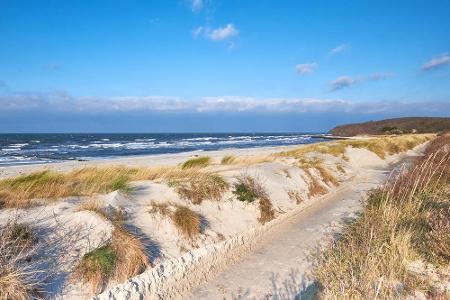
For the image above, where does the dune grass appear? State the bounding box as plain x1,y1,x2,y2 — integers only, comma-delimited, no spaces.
0,164,229,208
72,245,116,293
171,206,201,239
232,174,275,224
279,134,432,160
221,155,235,165
111,227,150,283
169,171,229,204
148,202,202,239
72,202,149,294
181,156,211,169
0,168,134,208
298,157,338,187
313,133,450,299
0,220,43,300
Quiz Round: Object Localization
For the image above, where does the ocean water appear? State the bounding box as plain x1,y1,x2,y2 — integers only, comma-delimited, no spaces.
0,133,328,166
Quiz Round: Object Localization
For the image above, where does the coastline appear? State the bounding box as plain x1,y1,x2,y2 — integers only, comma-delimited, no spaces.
0,143,310,179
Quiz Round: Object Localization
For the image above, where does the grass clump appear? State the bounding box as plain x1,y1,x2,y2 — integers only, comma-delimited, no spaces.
171,206,201,239
0,167,133,208
313,134,450,298
0,221,44,300
279,134,433,160
111,227,150,283
181,156,211,169
72,245,116,293
221,155,235,165
287,190,304,204
170,172,229,204
232,174,275,224
72,205,150,294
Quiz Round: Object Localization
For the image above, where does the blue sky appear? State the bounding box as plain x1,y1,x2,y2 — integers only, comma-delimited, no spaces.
0,0,449,132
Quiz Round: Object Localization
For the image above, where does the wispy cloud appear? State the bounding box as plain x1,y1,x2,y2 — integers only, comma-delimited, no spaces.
329,44,350,55
370,72,394,80
192,23,239,46
190,0,203,12
1,91,448,116
330,76,360,90
331,72,393,91
296,63,317,75
422,53,450,71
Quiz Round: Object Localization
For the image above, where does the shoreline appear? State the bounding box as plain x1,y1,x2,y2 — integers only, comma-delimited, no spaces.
0,142,314,179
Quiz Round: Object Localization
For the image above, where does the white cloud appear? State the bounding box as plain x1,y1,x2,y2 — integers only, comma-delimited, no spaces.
331,72,393,91
191,0,203,12
2,91,447,116
330,76,360,90
295,63,317,75
192,24,239,42
422,53,450,71
329,44,350,55
207,24,238,41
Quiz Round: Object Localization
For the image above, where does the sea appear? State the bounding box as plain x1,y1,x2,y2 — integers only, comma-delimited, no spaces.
0,133,329,166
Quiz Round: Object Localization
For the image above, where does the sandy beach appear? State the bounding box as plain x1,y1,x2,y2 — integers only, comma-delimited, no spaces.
0,135,432,299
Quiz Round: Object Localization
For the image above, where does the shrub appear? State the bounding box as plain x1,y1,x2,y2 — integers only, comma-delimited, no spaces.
171,206,201,239
181,156,211,169
72,245,116,293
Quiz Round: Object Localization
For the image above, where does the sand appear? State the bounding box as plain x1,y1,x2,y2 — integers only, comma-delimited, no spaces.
0,140,428,299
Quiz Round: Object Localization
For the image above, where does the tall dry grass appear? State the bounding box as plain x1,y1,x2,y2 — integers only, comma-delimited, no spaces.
72,203,150,294
0,220,44,300
0,165,229,208
313,134,450,299
169,171,229,204
279,134,432,160
148,202,202,239
232,174,275,224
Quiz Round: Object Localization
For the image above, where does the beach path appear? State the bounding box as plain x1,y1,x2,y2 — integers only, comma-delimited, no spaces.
187,164,398,299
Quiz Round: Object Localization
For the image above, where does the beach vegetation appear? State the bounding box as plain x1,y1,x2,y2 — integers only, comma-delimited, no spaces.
221,155,235,165
181,156,211,169
169,172,229,204
72,245,116,293
232,174,274,224
313,133,450,298
171,206,201,239
0,220,44,300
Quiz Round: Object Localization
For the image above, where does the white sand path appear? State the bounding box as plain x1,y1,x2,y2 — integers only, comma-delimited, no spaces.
188,160,410,300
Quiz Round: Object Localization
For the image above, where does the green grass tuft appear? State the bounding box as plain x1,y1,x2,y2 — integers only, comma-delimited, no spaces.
181,156,211,169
